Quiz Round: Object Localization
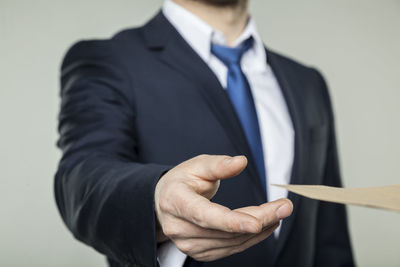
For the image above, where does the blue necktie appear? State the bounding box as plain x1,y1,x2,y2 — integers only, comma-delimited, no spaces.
211,38,267,193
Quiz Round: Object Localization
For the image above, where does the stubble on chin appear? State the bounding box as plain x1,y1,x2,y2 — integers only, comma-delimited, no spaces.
192,0,247,7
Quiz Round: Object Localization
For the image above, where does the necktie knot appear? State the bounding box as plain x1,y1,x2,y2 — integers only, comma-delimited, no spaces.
211,37,253,66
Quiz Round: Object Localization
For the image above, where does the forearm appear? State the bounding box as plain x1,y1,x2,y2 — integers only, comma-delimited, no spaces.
55,154,170,266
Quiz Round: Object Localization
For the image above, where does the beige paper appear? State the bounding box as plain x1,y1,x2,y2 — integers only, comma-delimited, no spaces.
272,184,400,212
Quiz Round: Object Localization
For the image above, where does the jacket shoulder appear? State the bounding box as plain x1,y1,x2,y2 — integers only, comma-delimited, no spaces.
61,27,145,70
268,49,322,79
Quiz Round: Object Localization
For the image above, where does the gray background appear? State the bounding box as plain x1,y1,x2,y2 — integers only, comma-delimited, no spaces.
1,0,399,266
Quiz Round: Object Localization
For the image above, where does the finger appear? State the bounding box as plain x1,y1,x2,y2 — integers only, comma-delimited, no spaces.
162,214,246,239
173,222,280,256
191,222,279,262
164,199,289,239
177,189,262,233
185,154,248,182
235,198,293,228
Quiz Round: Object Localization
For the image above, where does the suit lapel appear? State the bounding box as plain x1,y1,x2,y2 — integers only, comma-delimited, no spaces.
266,49,310,262
142,11,266,203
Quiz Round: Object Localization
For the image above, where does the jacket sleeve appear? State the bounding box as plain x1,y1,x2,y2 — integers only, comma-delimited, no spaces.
313,70,356,267
55,40,170,267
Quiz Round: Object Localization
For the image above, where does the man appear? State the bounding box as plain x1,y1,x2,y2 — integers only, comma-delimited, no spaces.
55,0,355,266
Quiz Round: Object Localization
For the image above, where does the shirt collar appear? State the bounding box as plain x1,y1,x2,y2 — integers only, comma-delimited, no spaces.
162,0,267,70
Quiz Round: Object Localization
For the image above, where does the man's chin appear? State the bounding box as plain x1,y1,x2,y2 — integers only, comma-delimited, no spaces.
193,0,246,7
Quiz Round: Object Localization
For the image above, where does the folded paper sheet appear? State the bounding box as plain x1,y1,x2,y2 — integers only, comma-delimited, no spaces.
273,184,400,212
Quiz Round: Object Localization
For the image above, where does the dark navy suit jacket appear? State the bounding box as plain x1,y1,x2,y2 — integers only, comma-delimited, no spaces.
55,11,355,267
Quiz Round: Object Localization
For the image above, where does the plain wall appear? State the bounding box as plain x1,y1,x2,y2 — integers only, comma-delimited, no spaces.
1,0,399,266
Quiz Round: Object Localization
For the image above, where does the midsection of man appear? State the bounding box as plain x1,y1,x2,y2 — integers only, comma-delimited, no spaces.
157,0,294,265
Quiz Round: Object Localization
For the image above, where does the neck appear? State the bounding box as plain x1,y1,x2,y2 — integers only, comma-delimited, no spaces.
172,0,249,46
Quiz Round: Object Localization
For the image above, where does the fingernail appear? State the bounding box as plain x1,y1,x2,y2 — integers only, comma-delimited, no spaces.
276,203,292,219
224,157,232,165
240,222,259,233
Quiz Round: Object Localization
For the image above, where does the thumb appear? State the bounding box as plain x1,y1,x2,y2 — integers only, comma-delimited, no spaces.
185,154,248,182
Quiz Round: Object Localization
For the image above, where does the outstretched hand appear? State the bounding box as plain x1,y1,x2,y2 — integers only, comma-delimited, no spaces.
154,155,293,262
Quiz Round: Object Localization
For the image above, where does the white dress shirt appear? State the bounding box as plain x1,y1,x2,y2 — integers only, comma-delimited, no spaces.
158,1,295,266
